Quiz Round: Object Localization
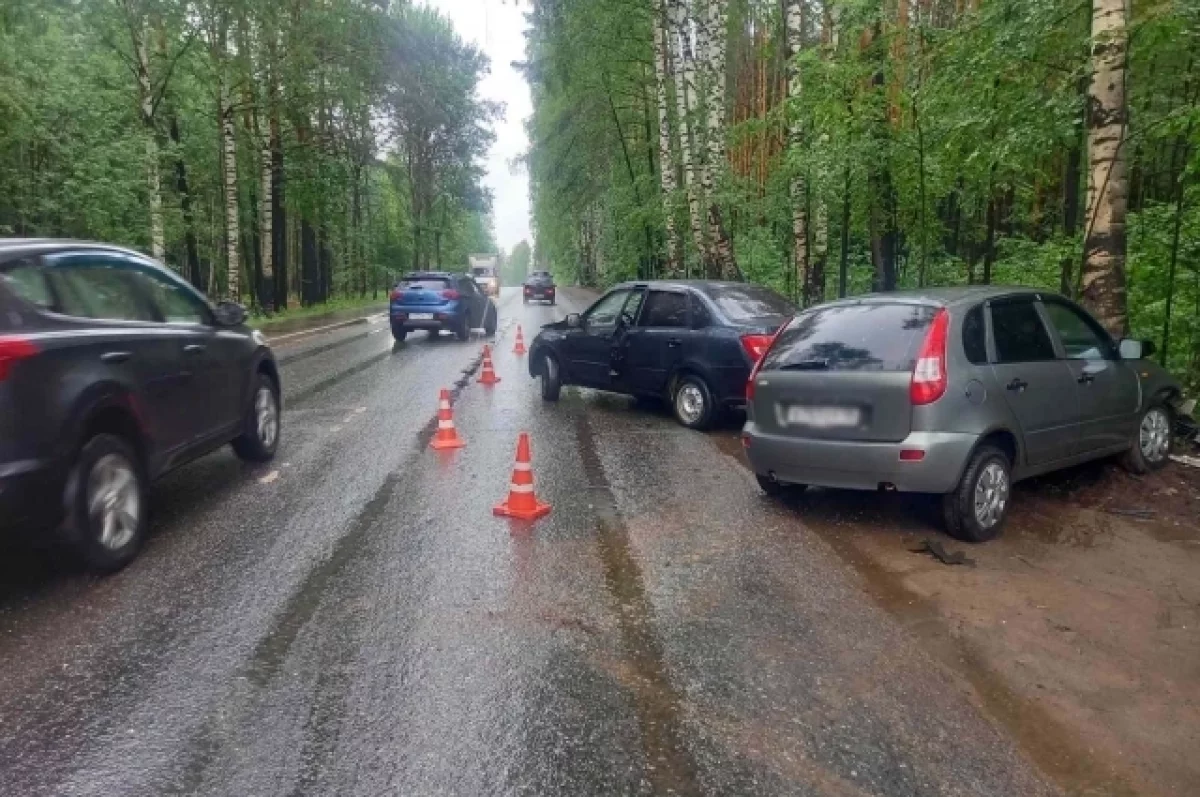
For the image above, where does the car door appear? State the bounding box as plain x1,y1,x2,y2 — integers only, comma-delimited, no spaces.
987,297,1081,467
561,288,632,388
44,252,197,458
1039,298,1140,455
130,262,245,440
622,288,690,397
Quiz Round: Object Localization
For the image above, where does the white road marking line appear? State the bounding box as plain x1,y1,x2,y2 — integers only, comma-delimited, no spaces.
258,470,280,484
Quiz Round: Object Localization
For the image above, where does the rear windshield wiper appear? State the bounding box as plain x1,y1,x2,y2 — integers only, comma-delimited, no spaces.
778,359,830,371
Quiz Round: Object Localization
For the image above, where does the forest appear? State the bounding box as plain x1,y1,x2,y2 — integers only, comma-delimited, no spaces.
0,0,500,313
523,0,1200,390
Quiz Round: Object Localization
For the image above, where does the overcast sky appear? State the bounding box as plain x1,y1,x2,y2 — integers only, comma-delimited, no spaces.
423,0,532,254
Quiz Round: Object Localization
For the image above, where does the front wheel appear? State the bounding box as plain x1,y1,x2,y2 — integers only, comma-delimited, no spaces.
484,303,498,336
672,374,716,430
942,445,1010,543
540,354,562,401
63,434,148,572
1122,402,1172,474
232,374,281,463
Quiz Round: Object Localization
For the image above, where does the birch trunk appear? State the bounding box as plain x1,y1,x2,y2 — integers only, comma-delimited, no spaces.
1080,0,1130,336
132,23,165,260
701,0,739,280
653,0,683,277
219,78,240,300
670,0,707,268
785,0,807,300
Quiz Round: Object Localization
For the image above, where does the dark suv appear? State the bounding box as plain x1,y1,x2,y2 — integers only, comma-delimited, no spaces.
523,271,556,304
0,240,281,571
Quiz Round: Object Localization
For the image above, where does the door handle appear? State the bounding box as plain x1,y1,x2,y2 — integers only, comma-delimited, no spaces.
100,351,132,364
666,338,682,348
1006,377,1028,392
183,344,207,355
1077,371,1095,385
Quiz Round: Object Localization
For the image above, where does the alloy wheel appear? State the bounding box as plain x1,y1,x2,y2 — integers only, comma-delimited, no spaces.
675,382,705,425
972,461,1009,530
1139,407,1170,463
87,453,141,551
256,386,279,448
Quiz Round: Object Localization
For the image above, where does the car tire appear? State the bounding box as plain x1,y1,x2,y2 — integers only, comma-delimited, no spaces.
454,314,471,341
549,297,556,306
391,325,408,343
1122,402,1172,474
63,433,148,573
756,473,807,498
671,374,716,430
484,303,498,336
540,354,562,402
942,445,1011,543
232,373,281,463
428,328,440,339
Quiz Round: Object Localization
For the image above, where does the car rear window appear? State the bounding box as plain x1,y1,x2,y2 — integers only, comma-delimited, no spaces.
400,278,451,291
761,302,938,372
708,285,795,322
471,267,493,277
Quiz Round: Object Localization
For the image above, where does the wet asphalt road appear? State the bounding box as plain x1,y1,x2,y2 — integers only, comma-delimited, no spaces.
0,289,1057,796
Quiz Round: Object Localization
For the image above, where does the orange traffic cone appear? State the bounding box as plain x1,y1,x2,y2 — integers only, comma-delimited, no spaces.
429,388,466,450
477,345,501,385
513,325,527,356
493,432,551,521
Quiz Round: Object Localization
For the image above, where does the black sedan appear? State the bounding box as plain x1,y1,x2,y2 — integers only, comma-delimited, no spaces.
523,271,556,304
0,239,280,572
527,280,795,429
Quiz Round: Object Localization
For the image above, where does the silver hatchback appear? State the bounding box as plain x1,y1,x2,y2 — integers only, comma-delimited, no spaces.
743,287,1183,541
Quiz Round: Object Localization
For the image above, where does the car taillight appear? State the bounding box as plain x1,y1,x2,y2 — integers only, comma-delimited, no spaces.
442,289,460,300
524,286,532,293
389,289,402,300
0,336,39,381
910,308,950,405
743,326,786,401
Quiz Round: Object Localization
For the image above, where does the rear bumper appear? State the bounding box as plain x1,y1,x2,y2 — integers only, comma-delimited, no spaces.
524,288,555,300
390,307,463,329
0,459,63,535
742,424,977,494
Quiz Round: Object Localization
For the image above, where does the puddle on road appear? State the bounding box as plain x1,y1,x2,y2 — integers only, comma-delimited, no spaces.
574,412,701,795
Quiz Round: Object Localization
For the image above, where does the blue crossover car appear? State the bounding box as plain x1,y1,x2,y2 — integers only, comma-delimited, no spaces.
389,271,498,342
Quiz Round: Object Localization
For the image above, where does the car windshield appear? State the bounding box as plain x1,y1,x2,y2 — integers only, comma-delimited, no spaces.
761,302,937,372
708,285,795,322
471,267,494,277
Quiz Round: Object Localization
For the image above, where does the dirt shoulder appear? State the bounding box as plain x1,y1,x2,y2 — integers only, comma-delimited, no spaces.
717,434,1200,797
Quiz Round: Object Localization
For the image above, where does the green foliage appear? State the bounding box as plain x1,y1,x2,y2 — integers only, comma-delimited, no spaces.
504,239,532,285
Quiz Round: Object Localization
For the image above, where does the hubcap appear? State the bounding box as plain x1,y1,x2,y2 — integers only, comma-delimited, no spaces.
676,382,705,425
973,461,1009,529
87,453,140,551
256,386,279,448
1139,408,1170,462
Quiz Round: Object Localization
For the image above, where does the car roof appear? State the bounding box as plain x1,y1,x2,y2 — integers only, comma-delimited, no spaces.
814,285,1045,308
610,279,779,294
404,271,456,279
0,237,153,264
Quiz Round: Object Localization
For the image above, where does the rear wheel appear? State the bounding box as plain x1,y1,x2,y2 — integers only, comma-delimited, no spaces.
454,314,471,341
1122,402,1172,474
540,354,562,401
63,434,147,573
391,325,408,342
484,302,498,336
943,445,1010,543
672,374,716,430
232,374,280,462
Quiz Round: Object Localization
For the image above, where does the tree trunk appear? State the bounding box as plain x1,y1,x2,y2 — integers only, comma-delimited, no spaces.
301,218,318,306
219,78,240,300
133,24,165,261
1060,74,1087,296
838,166,850,298
699,0,739,280
1080,0,1130,336
270,114,287,311
670,0,707,269
653,0,683,276
167,113,201,287
785,0,808,301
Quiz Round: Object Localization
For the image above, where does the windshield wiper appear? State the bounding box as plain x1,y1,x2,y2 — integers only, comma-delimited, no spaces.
779,359,830,371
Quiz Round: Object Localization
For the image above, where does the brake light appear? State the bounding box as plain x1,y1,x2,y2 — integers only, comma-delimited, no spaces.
0,336,39,381
743,325,786,401
910,308,950,405
524,286,532,293
389,289,402,300
441,289,460,300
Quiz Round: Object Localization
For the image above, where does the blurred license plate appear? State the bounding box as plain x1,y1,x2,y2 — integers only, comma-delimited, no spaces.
409,313,434,320
784,405,860,428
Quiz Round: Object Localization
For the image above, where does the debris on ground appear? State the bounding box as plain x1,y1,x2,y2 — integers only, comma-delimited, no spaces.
1105,507,1156,519
1170,453,1200,468
912,538,976,567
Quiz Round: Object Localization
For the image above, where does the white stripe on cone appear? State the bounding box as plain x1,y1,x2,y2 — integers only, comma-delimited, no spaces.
513,462,532,472
508,483,534,493
438,420,453,429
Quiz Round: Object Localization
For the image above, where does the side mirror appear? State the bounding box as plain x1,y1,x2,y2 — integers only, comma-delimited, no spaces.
565,313,582,329
1119,338,1154,360
214,300,247,327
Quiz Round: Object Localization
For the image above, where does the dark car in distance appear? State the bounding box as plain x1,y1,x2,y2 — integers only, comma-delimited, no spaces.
389,271,498,342
0,239,281,572
528,280,795,429
743,286,1184,542
523,271,556,304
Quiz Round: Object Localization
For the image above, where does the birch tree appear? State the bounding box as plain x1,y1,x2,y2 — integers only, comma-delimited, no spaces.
785,0,807,300
670,0,708,267
1080,0,1131,335
653,0,683,276
700,0,739,280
